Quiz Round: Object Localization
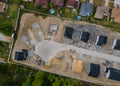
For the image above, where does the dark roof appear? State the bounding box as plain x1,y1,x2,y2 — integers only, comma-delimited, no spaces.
64,26,74,39
15,52,26,61
35,0,48,7
113,39,120,50
96,35,107,46
88,63,100,77
74,1,80,9
51,0,64,8
67,0,74,7
105,67,120,81
22,49,28,59
67,0,80,9
80,32,90,43
15,49,28,61
79,3,93,16
0,0,6,2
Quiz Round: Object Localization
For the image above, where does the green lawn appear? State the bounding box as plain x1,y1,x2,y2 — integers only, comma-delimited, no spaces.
22,2,49,14
93,0,105,6
63,8,77,20
81,15,120,32
6,0,20,24
7,4,18,19
94,19,120,32
108,2,114,9
80,0,89,3
0,41,9,61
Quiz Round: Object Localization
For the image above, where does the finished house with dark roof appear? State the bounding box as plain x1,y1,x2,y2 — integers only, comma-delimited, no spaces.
50,0,64,8
35,0,48,8
95,35,107,46
67,0,80,9
79,2,93,16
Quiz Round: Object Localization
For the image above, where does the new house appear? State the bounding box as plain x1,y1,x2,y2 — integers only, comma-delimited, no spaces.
95,35,107,46
105,67,120,81
64,26,74,39
80,31,90,43
112,39,120,50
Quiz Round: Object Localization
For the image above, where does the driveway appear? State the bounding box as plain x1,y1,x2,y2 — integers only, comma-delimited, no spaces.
35,40,120,64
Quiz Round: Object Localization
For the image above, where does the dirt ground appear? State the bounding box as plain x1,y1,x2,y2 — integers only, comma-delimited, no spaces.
51,50,120,86
12,13,120,86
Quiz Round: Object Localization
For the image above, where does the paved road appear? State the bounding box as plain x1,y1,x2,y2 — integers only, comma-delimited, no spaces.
0,33,11,42
35,40,120,63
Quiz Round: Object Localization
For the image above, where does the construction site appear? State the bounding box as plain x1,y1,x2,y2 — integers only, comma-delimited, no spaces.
11,13,120,86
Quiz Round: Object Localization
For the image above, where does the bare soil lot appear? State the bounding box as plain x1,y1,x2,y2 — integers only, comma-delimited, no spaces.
51,50,120,86
12,13,120,86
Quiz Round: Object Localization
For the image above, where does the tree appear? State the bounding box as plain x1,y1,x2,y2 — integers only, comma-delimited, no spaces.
48,73,55,82
50,3,56,8
0,20,13,36
22,77,32,86
32,71,45,86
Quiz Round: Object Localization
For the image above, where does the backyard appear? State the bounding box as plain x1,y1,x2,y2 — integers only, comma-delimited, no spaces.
22,1,49,14
0,41,9,61
6,0,20,25
0,0,20,61
21,0,120,32
94,19,120,32
63,8,77,20
0,0,20,36
93,0,105,6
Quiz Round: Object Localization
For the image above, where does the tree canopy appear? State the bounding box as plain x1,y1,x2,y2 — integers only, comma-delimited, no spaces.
0,64,99,86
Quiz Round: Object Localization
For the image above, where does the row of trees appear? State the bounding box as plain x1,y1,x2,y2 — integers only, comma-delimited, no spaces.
22,72,82,86
0,63,99,86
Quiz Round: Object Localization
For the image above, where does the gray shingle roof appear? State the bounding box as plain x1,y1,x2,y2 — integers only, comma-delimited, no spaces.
79,3,93,16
